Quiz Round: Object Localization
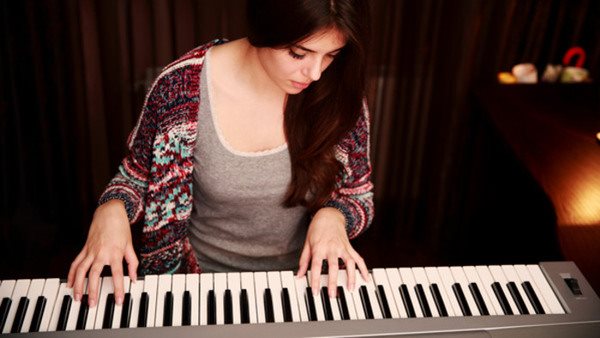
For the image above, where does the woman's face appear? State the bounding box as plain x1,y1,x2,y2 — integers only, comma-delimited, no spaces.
256,27,347,94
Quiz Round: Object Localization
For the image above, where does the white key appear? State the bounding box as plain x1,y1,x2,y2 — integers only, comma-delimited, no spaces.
527,265,564,314
155,274,171,327
280,271,301,322
463,266,496,315
171,274,185,326
437,267,463,316
143,275,158,327
399,268,423,317
412,267,439,317
319,275,341,320
0,280,16,332
450,267,480,316
128,279,144,328
65,281,82,331
199,273,213,325
240,272,257,323
502,265,535,315
226,273,241,324
84,278,100,330
336,271,357,320
306,271,325,321
514,265,550,314
20,279,45,332
372,269,400,318
213,273,227,325
293,274,310,322
425,267,456,317
267,272,285,323
93,277,114,329
474,266,504,315
349,271,366,320
2,279,30,333
489,265,519,315
360,272,383,319
37,278,59,332
47,282,70,331
112,277,131,328
254,272,268,323
385,268,407,318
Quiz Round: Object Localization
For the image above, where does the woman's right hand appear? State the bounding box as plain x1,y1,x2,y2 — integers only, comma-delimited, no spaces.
67,199,138,307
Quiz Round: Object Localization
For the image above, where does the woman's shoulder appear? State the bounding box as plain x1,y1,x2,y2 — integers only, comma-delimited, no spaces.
162,38,228,73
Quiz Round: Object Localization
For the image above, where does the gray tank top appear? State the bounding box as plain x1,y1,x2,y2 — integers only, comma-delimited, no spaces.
188,49,309,272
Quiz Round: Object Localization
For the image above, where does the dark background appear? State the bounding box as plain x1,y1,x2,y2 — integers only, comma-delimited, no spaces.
1,0,599,291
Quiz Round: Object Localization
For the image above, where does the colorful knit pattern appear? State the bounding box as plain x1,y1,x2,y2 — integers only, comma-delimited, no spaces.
99,39,374,275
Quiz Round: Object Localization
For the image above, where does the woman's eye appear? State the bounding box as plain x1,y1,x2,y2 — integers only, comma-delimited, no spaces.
288,49,305,60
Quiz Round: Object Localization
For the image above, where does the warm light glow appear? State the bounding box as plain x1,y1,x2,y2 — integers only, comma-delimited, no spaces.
569,179,600,226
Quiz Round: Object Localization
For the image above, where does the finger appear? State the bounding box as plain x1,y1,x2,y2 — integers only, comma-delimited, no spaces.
73,255,94,301
296,244,311,278
87,263,104,307
124,244,138,283
111,261,125,305
327,255,339,298
310,256,323,296
67,250,87,287
354,253,370,282
346,257,357,292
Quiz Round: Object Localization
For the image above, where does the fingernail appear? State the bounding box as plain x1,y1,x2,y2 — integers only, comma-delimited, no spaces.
74,293,81,302
349,284,355,292
89,298,96,308
116,296,123,305
329,290,335,298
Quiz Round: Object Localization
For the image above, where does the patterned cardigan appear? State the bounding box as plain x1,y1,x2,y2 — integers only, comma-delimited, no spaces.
99,39,374,275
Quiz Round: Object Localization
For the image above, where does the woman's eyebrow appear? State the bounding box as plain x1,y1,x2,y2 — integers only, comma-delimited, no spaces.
294,44,344,54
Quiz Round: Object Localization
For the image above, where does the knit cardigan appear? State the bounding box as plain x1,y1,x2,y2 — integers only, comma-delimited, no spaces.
99,39,375,275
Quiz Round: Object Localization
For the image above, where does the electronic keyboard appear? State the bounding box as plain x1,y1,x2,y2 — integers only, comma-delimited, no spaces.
1,261,599,337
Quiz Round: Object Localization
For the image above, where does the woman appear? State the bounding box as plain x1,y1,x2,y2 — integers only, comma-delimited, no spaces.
68,0,374,308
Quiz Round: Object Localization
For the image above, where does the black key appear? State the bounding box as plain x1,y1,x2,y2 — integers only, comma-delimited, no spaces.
399,284,416,318
336,286,350,320
320,287,334,320
492,282,513,315
56,294,72,331
305,287,317,321
359,285,374,319
414,284,432,317
76,295,89,330
29,296,47,332
452,283,472,316
102,293,115,329
163,291,173,326
507,282,529,315
120,293,132,328
0,297,13,332
430,284,448,317
182,291,192,326
468,283,490,316
264,289,275,323
137,292,149,327
207,290,216,325
224,289,233,324
377,285,393,318
10,296,29,333
522,282,545,314
240,289,250,324
281,288,293,322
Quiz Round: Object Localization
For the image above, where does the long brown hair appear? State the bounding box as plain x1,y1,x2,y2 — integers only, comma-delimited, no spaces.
247,0,370,212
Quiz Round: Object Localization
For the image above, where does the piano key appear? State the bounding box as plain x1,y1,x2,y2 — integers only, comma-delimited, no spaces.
226,272,241,324
281,288,293,322
336,271,358,320
398,268,423,318
474,266,505,316
305,287,318,321
414,284,432,317
320,287,334,320
320,275,341,321
29,295,47,332
84,278,100,330
507,282,529,315
293,274,310,322
2,279,30,333
155,274,172,327
76,295,88,330
514,265,549,314
182,291,192,326
280,271,301,322
463,266,496,316
19,278,44,332
137,292,149,327
399,284,416,318
372,268,400,318
224,290,233,324
468,283,490,315
171,274,185,327
10,296,29,333
526,265,564,314
56,294,72,331
128,279,145,328
199,273,213,325
120,293,132,328
240,290,250,324
240,272,257,324
47,282,70,331
361,272,384,319
425,267,455,316
254,272,268,323
267,271,284,323
502,265,535,315
141,274,158,328
489,266,519,315
359,285,374,319
37,278,59,332
451,283,472,316
385,268,408,318
93,277,114,330
214,273,227,325
450,267,480,316
162,292,173,326
65,280,83,331
522,281,545,314
306,271,325,321
437,267,463,317
102,294,115,329
185,274,199,326
412,268,439,317
112,277,131,329
492,282,513,315
263,289,275,323
207,290,216,325
336,287,350,320
0,280,14,332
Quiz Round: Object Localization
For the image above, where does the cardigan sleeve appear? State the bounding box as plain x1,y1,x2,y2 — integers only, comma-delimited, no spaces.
324,99,375,239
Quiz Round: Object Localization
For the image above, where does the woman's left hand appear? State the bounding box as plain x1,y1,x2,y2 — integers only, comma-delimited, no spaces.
297,207,369,297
